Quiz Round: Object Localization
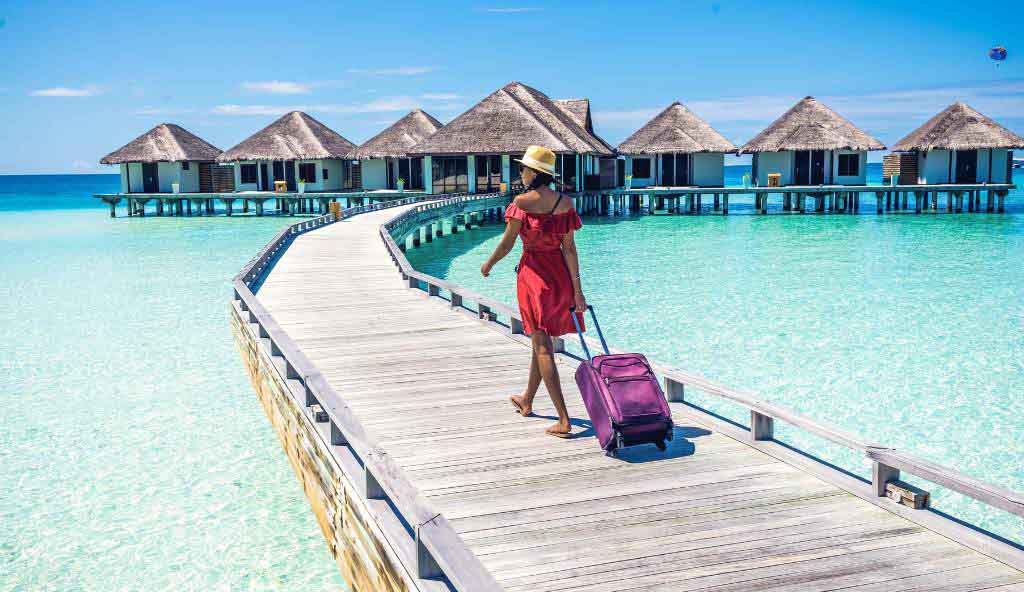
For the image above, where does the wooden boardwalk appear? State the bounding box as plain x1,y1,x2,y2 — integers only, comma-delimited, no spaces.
246,200,1024,591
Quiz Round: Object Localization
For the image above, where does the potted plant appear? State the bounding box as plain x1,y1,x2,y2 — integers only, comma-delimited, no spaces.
624,174,633,190
397,177,406,191
297,179,306,194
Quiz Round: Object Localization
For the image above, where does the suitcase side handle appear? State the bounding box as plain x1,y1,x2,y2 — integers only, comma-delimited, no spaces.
569,305,611,361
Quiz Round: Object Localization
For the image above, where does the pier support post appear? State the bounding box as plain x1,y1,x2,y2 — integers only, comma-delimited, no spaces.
137,198,149,216
876,192,884,214
242,199,249,213
713,194,720,211
224,198,235,216
256,200,264,216
998,191,1006,213
104,198,120,218
722,194,729,215
156,199,165,216
947,192,955,212
986,191,994,212
914,192,922,214
955,192,963,213
425,223,433,243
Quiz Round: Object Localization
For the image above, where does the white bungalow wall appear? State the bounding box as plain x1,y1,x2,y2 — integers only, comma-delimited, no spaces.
360,159,389,190
755,152,793,186
918,148,1012,184
692,153,725,186
122,161,201,193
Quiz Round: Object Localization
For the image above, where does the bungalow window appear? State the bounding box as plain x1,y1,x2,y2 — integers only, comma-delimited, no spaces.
838,153,859,177
475,155,502,193
632,158,652,178
557,154,577,191
240,164,259,184
298,163,317,183
181,161,190,171
432,156,468,194
322,168,328,180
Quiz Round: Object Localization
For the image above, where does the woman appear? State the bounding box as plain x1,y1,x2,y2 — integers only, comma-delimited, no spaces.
480,145,586,438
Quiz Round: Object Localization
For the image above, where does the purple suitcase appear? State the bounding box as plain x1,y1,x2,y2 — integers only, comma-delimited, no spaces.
572,306,674,455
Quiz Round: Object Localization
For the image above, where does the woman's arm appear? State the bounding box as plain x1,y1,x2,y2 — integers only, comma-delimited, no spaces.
480,218,522,277
561,230,586,309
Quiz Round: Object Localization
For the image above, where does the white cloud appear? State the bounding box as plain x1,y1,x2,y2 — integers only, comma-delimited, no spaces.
421,92,461,100
483,7,543,12
30,85,102,97
212,96,421,116
241,81,312,95
347,66,437,76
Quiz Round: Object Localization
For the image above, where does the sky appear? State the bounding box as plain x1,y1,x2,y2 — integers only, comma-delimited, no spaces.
0,0,1021,174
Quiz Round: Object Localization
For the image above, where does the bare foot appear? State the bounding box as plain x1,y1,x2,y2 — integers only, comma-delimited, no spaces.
509,395,533,417
546,421,572,439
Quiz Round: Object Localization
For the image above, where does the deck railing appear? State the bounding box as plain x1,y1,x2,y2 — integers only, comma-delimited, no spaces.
232,192,505,592
378,194,1024,570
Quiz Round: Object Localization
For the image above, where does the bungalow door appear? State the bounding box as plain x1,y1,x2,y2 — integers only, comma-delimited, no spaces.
142,163,159,193
661,155,675,186
955,150,978,183
285,161,296,191
259,164,270,191
793,151,810,185
811,150,826,185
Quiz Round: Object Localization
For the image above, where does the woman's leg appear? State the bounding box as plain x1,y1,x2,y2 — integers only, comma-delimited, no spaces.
510,348,542,416
531,330,572,435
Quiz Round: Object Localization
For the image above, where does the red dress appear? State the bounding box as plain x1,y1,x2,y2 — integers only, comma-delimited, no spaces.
505,201,584,337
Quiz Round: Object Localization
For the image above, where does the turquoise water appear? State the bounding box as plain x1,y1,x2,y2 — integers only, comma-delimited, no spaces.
408,164,1024,544
1,175,345,590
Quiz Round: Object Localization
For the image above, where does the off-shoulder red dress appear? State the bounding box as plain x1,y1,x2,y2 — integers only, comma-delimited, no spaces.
505,199,584,337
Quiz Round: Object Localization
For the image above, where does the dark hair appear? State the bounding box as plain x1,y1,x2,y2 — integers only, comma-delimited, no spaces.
526,170,554,191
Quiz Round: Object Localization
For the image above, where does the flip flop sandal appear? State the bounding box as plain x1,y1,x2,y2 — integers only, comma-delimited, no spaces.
510,397,533,417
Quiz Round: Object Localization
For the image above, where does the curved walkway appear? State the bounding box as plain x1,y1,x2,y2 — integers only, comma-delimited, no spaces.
255,205,1024,591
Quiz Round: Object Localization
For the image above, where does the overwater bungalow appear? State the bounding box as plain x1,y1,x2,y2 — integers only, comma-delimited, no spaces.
740,96,885,186
347,109,442,191
100,124,222,193
617,102,736,188
888,102,1024,184
408,81,616,194
217,111,356,192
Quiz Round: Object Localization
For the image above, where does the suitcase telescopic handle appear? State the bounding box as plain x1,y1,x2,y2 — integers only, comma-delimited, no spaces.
569,305,611,361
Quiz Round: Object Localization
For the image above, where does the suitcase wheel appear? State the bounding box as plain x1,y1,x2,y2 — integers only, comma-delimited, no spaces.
655,440,667,451
606,449,618,458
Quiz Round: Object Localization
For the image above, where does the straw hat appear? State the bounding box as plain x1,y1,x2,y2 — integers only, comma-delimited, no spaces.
515,145,559,177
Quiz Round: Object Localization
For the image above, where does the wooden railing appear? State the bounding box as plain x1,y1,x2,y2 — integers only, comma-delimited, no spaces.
378,195,1024,568
232,193,504,592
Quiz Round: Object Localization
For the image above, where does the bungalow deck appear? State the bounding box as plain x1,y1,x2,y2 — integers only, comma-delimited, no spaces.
230,193,1024,591
95,183,1015,219
92,189,426,217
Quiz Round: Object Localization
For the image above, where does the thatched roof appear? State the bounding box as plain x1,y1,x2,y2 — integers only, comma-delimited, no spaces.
217,111,356,162
739,96,885,153
409,81,613,156
891,102,1024,152
348,110,442,159
617,102,736,154
100,124,221,164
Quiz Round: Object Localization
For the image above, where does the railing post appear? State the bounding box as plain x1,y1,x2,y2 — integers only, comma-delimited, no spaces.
552,337,565,353
872,460,900,497
330,421,347,445
450,293,463,309
510,316,525,335
427,283,440,297
750,411,774,441
365,467,385,500
665,377,685,402
415,524,443,579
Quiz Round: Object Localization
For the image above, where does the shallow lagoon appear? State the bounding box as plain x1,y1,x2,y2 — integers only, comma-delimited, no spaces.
0,175,345,590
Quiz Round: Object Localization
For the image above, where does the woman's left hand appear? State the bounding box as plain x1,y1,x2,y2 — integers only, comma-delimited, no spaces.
480,262,492,277
575,291,587,311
